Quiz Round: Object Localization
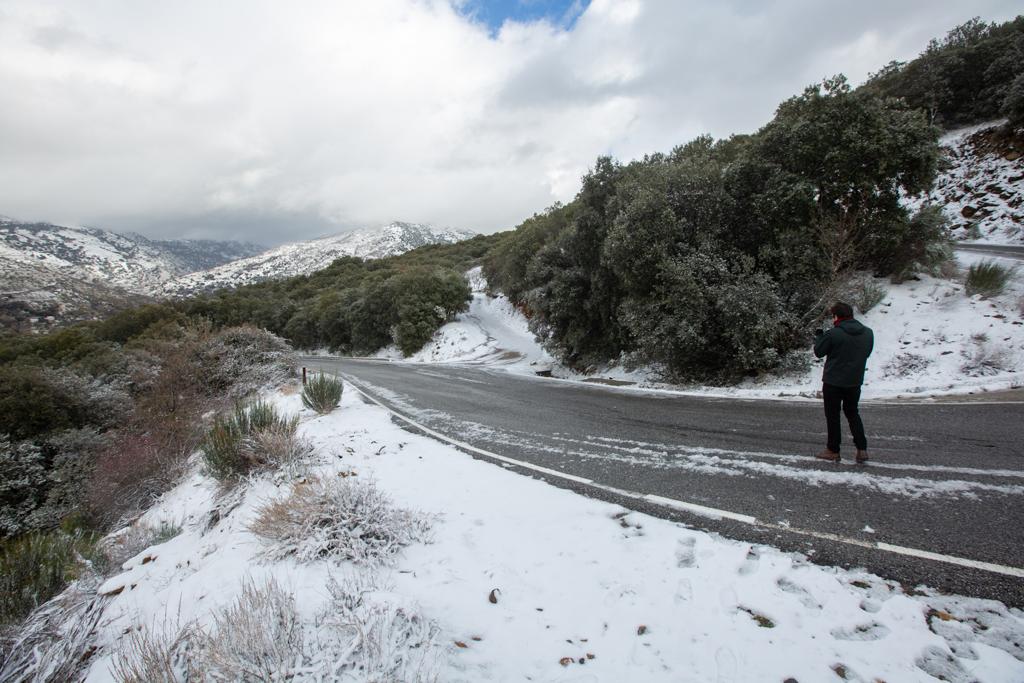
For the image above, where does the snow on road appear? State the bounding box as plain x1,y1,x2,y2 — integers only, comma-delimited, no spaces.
342,377,1024,502
82,382,1024,682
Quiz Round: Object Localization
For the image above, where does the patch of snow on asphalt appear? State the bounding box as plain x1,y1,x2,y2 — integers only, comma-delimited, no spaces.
343,377,1024,501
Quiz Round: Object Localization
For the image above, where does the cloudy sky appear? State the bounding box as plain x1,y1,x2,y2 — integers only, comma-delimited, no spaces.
0,0,1019,245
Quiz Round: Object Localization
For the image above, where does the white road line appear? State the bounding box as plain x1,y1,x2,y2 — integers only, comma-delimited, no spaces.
342,374,1024,579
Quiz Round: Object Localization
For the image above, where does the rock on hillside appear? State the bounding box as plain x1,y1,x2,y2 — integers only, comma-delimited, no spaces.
161,222,477,297
911,122,1024,244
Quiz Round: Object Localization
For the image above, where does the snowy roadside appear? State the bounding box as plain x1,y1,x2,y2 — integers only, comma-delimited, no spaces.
79,381,1024,682
367,260,1024,402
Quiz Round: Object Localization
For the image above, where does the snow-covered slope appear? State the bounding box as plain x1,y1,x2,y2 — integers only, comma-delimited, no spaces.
162,222,477,297
0,257,152,333
377,267,555,372
0,218,263,295
64,384,1024,682
909,121,1024,245
0,218,264,331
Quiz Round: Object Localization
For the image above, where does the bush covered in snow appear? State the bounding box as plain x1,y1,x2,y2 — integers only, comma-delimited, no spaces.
301,372,343,414
0,429,102,539
111,620,192,683
192,325,296,398
0,437,47,539
250,475,433,564
111,576,444,682
961,336,1014,376
0,571,105,682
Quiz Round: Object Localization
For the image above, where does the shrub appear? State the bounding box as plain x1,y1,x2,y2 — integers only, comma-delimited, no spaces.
301,373,343,414
0,529,92,627
111,621,193,683
244,430,314,477
99,521,183,572
193,326,296,398
0,438,47,539
830,274,888,315
883,353,932,378
854,280,888,313
0,573,106,682
190,576,442,682
0,429,103,539
962,340,1013,376
0,366,93,440
201,401,300,481
201,417,246,481
321,575,443,681
965,260,1013,298
193,579,304,680
250,476,433,564
86,413,202,529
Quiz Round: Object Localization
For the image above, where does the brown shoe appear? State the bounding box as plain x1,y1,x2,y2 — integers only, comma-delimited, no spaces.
815,449,840,462
856,450,869,464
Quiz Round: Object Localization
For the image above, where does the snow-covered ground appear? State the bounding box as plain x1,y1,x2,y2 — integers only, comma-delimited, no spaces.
377,260,1024,401
376,267,556,374
79,383,1024,682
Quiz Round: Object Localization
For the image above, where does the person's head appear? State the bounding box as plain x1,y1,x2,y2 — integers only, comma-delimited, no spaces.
830,302,854,321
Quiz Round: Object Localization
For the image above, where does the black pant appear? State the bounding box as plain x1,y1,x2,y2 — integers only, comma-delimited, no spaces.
823,383,867,453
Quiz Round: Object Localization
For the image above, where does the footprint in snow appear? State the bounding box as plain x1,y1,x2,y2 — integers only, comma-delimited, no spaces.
738,547,759,575
776,576,820,609
715,646,738,683
673,578,693,604
675,537,697,568
831,621,891,641
859,598,882,613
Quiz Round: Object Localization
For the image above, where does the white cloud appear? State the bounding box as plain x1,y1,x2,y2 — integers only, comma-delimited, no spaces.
0,0,1019,244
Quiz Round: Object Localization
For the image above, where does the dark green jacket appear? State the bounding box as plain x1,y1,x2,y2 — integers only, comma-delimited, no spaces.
813,319,874,388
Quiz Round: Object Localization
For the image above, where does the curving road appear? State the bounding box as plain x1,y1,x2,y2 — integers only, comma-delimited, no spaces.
303,357,1024,605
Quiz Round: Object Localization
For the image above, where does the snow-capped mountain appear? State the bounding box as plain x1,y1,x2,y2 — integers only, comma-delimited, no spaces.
161,222,477,297
0,218,264,295
0,218,263,332
908,121,1024,244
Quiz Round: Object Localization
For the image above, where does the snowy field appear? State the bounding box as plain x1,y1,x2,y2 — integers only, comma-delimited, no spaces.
76,382,1024,682
374,259,1024,401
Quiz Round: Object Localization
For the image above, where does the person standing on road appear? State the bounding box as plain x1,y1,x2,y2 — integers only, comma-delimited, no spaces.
813,302,874,464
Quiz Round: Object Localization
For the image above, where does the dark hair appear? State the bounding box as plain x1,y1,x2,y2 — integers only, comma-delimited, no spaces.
830,302,854,319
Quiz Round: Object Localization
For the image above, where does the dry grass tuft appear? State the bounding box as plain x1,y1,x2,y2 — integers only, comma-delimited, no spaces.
250,475,433,564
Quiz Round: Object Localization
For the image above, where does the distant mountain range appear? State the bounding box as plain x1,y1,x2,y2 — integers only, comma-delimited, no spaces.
0,218,264,294
0,218,476,332
160,222,477,297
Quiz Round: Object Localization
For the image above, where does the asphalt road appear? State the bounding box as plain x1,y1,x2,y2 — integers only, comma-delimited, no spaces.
955,243,1024,260
303,357,1024,605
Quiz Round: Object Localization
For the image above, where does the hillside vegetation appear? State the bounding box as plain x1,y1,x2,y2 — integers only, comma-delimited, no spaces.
863,16,1024,127
485,76,945,380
